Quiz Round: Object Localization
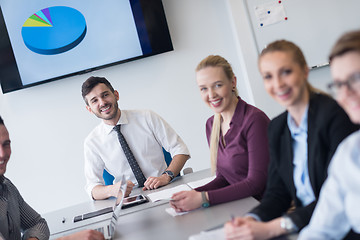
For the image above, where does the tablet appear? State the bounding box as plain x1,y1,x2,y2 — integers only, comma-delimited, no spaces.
122,194,148,209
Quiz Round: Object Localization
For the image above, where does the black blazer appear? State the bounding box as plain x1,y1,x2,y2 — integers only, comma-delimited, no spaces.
250,93,359,231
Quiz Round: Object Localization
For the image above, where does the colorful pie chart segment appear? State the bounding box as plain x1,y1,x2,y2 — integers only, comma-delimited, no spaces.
21,6,86,55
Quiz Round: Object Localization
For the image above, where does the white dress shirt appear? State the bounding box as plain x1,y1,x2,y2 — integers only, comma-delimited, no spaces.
84,109,190,197
299,130,360,239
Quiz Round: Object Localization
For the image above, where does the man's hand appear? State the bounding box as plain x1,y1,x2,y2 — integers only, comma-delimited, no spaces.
125,180,134,197
91,179,134,200
142,174,171,190
113,180,134,198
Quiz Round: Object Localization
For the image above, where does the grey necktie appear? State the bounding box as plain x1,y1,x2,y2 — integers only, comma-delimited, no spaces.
113,125,147,187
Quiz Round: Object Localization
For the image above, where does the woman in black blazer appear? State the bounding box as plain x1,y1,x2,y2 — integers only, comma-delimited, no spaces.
225,40,358,240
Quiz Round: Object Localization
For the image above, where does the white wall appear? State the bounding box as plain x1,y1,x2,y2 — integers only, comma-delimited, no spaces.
226,0,333,120
3,0,332,216
0,0,260,214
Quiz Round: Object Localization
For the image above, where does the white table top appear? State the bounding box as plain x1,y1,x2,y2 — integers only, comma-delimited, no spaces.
43,169,299,240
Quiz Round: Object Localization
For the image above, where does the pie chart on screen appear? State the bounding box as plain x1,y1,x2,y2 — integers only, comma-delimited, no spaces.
21,6,87,55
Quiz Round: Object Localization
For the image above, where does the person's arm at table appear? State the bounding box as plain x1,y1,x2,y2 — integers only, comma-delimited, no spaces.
91,180,134,200
84,142,134,200
18,190,50,240
225,216,287,240
143,110,190,190
170,174,228,212
143,154,189,190
170,190,205,212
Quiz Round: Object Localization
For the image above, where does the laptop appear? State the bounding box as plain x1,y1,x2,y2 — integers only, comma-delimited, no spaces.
50,176,127,240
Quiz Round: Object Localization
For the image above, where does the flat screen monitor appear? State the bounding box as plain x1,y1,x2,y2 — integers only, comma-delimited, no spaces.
0,0,173,93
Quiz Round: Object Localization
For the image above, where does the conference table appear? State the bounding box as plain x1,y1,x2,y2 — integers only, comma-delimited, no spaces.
44,169,297,240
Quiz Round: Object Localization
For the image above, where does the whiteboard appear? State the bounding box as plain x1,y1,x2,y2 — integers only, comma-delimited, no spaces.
245,0,360,68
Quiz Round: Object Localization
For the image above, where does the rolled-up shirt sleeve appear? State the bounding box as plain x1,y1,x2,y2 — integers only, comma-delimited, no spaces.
147,110,190,158
84,139,106,198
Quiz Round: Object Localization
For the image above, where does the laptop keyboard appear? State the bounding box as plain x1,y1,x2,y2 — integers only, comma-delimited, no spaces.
73,207,113,222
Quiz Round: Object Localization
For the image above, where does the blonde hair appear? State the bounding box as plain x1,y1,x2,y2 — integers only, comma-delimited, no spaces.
196,55,238,174
259,40,324,95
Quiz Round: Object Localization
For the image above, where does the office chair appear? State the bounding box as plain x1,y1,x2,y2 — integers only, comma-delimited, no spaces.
103,168,115,186
163,148,193,175
103,148,192,185
162,148,172,167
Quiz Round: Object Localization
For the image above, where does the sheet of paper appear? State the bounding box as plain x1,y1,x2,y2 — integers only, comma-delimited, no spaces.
188,227,225,240
165,207,189,217
187,176,216,189
254,1,287,27
147,184,192,202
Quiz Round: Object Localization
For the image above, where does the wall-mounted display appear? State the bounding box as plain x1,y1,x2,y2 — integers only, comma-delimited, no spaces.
0,0,173,93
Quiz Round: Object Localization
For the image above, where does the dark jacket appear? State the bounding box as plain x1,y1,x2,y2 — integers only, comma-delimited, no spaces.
249,93,359,231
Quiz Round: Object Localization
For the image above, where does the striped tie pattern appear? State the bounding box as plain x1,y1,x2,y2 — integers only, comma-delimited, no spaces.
113,125,147,187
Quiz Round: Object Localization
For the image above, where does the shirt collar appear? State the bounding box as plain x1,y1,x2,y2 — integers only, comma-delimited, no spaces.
287,104,309,136
229,96,243,126
102,110,129,135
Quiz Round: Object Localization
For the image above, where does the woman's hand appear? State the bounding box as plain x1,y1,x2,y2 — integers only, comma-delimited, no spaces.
224,217,278,240
169,190,203,212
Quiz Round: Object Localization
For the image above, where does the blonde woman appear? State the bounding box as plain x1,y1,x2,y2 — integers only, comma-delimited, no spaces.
225,40,358,240
170,55,270,212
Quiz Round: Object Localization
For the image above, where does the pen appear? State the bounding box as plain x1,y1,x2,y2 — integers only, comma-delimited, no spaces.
231,214,235,223
310,62,329,69
153,198,175,202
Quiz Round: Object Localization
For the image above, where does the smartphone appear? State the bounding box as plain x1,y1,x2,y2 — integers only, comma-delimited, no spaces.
122,194,148,209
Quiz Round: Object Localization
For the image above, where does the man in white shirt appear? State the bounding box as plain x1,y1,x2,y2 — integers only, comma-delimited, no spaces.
82,76,190,200
299,30,360,239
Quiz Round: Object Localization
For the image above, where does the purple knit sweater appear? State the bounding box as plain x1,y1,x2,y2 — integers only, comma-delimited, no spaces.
196,97,270,205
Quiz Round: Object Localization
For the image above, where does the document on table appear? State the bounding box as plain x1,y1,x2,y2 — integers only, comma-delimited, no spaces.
147,184,192,202
165,207,188,217
186,176,216,189
188,227,225,240
147,175,216,202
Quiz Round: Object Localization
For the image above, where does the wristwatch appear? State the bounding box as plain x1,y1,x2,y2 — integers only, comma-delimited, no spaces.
201,191,210,208
280,216,297,233
162,170,175,181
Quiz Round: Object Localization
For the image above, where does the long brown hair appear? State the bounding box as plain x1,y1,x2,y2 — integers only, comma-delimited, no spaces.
196,55,238,174
259,40,320,94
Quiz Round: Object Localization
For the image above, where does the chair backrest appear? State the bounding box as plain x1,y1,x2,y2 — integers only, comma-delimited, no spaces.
103,148,173,186
103,168,115,186
162,148,172,167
